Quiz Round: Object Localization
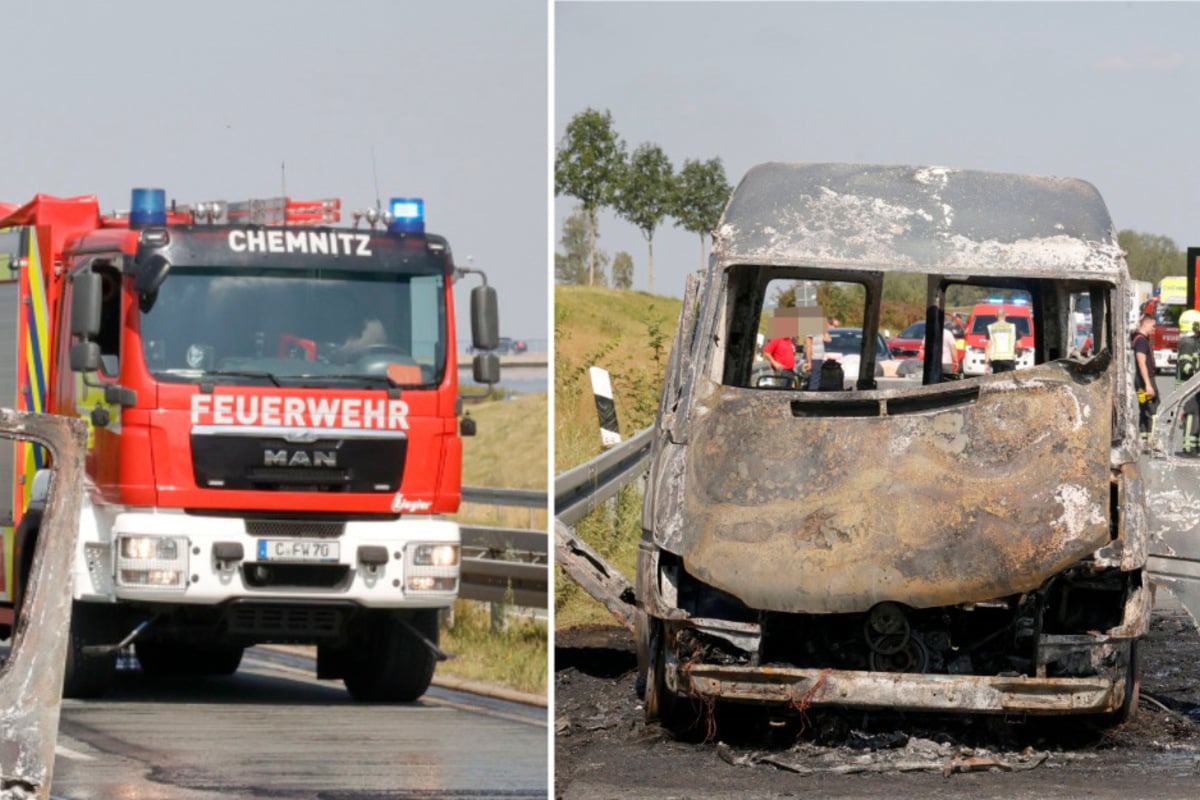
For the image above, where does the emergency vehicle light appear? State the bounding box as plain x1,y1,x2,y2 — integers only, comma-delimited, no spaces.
130,188,167,227
388,197,425,234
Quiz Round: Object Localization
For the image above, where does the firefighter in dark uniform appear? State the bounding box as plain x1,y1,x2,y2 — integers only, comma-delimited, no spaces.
1176,309,1200,454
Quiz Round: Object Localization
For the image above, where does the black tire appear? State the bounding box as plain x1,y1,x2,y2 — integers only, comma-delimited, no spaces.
1114,640,1141,724
137,641,244,676
1076,639,1141,730
634,609,650,700
343,610,438,702
62,601,118,699
644,623,699,736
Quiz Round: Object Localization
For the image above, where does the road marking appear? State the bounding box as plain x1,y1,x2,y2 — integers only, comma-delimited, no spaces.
243,649,546,727
54,744,94,761
422,694,548,727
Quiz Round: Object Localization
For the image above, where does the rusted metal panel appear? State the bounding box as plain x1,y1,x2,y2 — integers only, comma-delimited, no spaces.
1141,371,1200,627
554,521,636,632
673,359,1113,615
671,663,1126,716
0,411,86,799
716,163,1125,277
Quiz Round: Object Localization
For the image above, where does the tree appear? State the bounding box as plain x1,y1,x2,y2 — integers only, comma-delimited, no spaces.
557,205,609,285
1119,230,1183,286
613,143,673,294
555,108,626,286
673,157,733,271
612,251,634,290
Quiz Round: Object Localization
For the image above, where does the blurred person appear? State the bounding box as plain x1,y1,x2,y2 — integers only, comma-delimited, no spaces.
1176,309,1200,453
941,322,960,376
1133,312,1157,438
986,307,1017,373
806,318,834,390
763,334,800,376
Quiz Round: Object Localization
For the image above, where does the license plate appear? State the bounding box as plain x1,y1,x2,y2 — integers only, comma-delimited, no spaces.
257,539,340,563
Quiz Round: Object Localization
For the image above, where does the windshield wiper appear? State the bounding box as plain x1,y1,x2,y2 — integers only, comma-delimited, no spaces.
295,373,390,382
292,373,428,389
200,369,282,387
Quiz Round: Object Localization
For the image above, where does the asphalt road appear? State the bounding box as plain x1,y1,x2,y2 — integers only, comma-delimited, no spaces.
556,594,1200,800
48,647,548,800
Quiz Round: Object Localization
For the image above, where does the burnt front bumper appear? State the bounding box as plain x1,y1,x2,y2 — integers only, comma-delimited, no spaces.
665,660,1128,716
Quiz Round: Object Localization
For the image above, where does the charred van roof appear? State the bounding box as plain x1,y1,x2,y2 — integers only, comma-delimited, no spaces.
715,162,1124,278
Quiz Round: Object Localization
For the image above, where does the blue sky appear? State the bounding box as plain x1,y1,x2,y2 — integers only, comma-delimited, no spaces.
4,0,548,344
556,1,1200,298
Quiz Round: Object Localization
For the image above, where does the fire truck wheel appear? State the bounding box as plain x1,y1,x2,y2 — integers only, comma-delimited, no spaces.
137,641,245,676
343,610,437,702
62,601,118,699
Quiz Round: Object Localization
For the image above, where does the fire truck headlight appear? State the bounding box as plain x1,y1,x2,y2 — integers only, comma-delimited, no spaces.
412,544,458,567
405,542,458,593
116,535,188,590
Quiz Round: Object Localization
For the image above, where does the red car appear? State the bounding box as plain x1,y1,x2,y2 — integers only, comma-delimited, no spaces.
887,321,926,360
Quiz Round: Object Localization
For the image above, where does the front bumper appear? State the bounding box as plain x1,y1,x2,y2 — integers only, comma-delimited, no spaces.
960,346,1035,376
76,509,459,609
666,661,1128,716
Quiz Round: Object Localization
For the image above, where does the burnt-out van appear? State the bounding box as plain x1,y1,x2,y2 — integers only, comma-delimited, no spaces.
637,162,1172,730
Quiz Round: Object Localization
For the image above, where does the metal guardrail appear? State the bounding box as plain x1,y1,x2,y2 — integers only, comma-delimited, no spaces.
457,427,653,613
461,485,546,509
554,427,654,526
552,428,654,631
458,487,548,608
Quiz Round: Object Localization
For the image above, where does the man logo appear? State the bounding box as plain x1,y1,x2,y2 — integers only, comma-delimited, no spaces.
264,449,338,468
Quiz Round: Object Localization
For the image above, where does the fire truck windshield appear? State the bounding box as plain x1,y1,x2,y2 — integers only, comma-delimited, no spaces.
139,266,446,387
1154,302,1182,327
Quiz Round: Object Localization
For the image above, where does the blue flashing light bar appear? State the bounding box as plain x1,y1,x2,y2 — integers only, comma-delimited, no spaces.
388,197,425,234
130,188,167,227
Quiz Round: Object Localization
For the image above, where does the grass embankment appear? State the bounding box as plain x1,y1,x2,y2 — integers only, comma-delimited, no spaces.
554,286,681,630
440,391,548,696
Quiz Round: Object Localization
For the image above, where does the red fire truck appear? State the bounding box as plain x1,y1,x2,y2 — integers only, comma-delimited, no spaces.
1143,276,1186,374
0,188,499,700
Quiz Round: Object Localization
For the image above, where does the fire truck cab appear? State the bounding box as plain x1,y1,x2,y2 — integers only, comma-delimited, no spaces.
0,189,499,700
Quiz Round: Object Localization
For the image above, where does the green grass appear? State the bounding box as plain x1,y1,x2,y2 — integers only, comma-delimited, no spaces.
439,391,548,694
439,599,547,697
554,286,682,629
555,286,681,470
461,392,548,490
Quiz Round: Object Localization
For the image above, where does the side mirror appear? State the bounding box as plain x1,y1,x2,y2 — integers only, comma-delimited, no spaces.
70,272,102,338
470,285,499,352
134,254,171,312
473,352,500,385
133,253,171,295
70,341,102,373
